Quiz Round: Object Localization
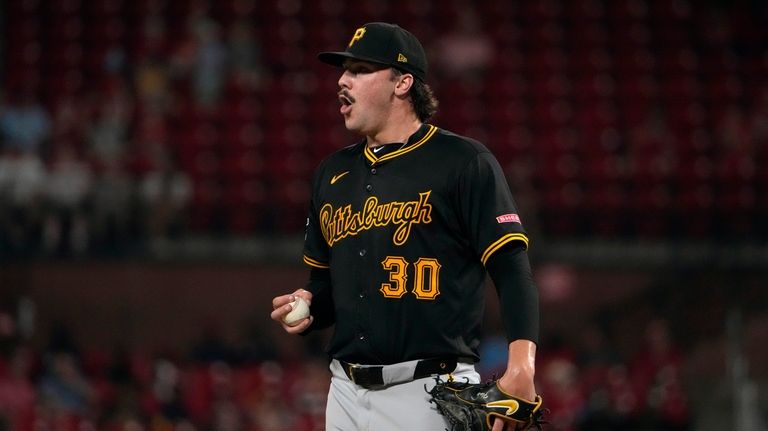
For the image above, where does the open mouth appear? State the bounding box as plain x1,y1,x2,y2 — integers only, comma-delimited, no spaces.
339,94,353,105
338,91,354,115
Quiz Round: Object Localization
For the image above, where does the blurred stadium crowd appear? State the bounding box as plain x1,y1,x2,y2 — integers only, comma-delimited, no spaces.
1,0,766,258
1,0,767,430
0,310,697,431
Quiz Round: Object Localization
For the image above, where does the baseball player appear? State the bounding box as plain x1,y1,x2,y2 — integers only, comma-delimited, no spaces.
270,22,540,430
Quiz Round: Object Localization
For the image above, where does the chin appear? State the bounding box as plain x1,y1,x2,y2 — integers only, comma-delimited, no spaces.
343,119,362,133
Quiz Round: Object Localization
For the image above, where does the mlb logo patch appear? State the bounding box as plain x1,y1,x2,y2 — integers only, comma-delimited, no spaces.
496,213,521,224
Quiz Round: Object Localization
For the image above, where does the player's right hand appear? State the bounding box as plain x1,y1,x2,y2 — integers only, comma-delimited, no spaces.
270,289,313,334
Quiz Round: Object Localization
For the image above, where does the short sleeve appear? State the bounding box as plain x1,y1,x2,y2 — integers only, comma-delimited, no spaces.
457,151,528,265
303,163,330,269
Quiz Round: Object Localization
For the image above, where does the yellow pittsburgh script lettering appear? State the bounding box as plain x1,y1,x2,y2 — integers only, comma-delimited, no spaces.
319,192,433,246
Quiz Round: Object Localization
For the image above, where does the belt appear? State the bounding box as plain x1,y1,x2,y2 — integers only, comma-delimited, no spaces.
340,357,462,389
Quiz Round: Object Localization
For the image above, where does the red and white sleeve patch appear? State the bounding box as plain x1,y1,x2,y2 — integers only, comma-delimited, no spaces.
496,213,521,224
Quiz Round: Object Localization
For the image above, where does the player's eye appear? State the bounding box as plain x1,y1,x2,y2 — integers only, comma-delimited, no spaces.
348,66,369,74
344,62,379,75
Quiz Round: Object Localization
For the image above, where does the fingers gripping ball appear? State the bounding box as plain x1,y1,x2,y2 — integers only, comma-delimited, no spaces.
283,297,310,326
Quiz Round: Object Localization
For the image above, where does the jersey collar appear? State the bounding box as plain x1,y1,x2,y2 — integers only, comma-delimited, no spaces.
363,124,438,166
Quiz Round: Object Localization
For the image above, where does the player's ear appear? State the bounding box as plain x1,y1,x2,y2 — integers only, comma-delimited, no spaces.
393,72,414,96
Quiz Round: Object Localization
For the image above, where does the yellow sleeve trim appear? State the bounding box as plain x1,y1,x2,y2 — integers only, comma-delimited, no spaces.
303,255,330,269
480,233,529,265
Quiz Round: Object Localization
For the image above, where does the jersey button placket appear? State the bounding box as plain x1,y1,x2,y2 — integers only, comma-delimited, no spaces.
359,160,376,347
366,161,377,193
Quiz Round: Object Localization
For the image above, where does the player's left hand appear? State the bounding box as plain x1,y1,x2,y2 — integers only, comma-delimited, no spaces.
428,375,544,431
491,419,513,431
492,373,537,431
491,416,527,431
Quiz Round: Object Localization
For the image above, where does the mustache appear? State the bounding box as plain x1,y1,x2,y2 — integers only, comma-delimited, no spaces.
338,90,355,104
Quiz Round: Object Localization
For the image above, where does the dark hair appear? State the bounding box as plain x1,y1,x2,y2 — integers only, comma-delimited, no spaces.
391,69,439,122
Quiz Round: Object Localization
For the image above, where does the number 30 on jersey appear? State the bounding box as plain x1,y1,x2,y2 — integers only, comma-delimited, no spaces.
380,256,441,300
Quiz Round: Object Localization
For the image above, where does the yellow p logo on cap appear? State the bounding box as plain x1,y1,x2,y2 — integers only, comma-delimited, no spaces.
348,27,366,47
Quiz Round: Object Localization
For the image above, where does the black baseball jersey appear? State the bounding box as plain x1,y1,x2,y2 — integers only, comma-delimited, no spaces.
303,123,528,365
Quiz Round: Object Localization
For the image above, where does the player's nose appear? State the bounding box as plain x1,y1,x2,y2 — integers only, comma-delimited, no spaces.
338,70,352,89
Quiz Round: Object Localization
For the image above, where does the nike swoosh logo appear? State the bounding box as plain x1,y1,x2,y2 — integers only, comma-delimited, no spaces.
330,171,350,184
486,399,520,415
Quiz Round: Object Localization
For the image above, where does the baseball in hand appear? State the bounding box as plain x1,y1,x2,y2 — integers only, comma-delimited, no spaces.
282,297,310,326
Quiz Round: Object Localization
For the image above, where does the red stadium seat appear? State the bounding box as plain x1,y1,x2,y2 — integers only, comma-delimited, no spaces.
0,0,759,242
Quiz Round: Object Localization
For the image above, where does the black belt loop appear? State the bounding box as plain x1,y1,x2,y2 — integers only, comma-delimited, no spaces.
413,357,458,378
340,357,462,389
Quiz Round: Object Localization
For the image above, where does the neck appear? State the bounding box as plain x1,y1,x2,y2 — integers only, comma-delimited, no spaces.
366,115,422,148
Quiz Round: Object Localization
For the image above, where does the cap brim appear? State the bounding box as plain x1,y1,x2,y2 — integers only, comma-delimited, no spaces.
318,51,352,67
318,51,390,68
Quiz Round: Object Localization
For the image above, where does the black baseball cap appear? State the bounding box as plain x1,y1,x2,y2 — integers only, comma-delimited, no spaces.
318,22,428,81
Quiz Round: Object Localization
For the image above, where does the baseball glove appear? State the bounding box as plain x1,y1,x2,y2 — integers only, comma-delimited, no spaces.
428,377,546,430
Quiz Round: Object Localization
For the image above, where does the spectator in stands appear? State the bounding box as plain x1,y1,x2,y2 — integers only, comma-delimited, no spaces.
0,89,51,154
579,364,641,431
575,323,638,431
131,111,171,175
148,359,192,427
208,361,244,431
434,10,494,80
135,14,172,114
629,318,690,430
576,322,621,389
43,144,93,256
245,361,301,431
38,351,94,416
99,350,145,431
89,159,136,255
135,54,172,114
289,358,331,428
0,147,47,255
211,399,243,431
0,148,15,254
0,345,36,431
43,144,92,256
88,84,133,167
139,147,192,243
539,357,585,431
51,96,89,151
191,18,228,108
227,18,265,91
169,2,227,108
